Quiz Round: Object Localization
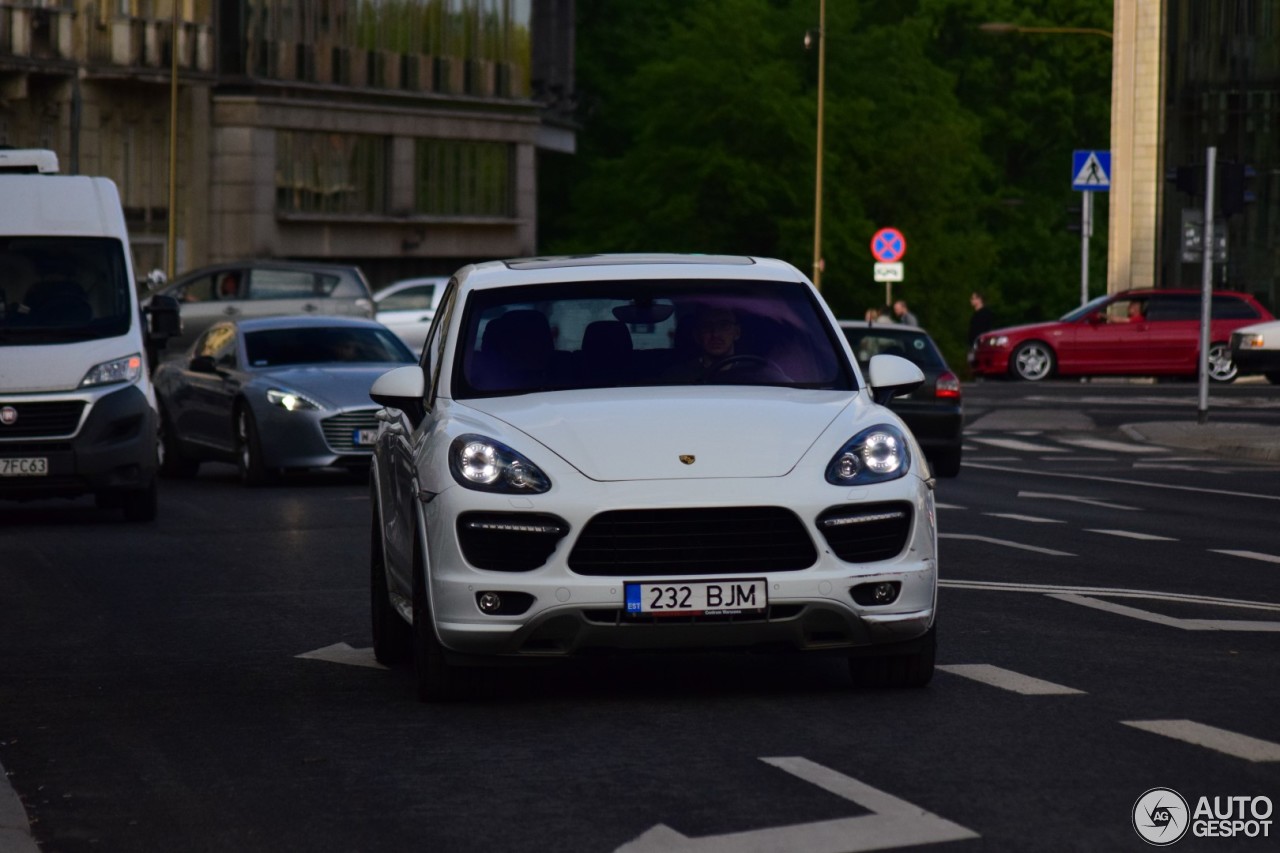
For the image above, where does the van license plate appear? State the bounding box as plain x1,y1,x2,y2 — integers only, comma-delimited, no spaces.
0,457,48,477
625,579,767,617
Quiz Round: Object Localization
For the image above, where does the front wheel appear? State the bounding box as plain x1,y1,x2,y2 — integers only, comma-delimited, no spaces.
849,626,936,689
412,541,461,702
236,407,276,486
371,507,411,666
1265,371,1280,385
1206,342,1238,383
159,409,200,478
1009,341,1055,381
119,478,159,523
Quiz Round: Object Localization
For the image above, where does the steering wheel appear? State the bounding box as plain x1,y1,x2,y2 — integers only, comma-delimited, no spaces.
703,354,785,382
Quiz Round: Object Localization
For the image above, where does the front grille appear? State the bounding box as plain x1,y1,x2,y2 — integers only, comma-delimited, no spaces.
568,506,817,576
817,502,913,563
457,512,569,572
0,401,86,440
320,409,379,452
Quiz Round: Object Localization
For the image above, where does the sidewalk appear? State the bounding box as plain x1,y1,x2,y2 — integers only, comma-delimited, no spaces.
1121,420,1280,462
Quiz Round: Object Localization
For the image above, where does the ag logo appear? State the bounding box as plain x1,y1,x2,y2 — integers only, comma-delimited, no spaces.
1133,787,1190,845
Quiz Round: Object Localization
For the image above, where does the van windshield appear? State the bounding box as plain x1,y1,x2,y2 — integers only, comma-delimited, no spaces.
0,237,132,344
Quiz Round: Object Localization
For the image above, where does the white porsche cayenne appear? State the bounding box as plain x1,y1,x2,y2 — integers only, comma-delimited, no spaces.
368,254,938,700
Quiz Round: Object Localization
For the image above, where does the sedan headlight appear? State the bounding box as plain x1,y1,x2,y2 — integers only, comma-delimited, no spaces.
450,434,550,494
826,424,912,485
1236,333,1265,349
79,354,143,388
266,388,320,411
983,335,1009,348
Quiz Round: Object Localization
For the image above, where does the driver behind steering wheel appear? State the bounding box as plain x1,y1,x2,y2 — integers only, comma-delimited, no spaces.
663,305,789,384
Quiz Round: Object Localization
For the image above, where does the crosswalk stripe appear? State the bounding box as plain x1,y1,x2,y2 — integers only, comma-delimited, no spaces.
1122,720,1280,762
1210,549,1280,565
939,664,1085,695
969,437,1067,453
1085,529,1178,541
984,513,1065,523
1056,436,1169,454
938,533,1075,556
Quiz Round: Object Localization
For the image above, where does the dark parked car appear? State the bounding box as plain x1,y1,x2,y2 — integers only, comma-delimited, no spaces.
154,315,414,484
839,321,962,478
150,260,376,358
971,289,1273,382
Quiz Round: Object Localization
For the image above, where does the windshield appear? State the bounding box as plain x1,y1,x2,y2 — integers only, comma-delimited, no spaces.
0,237,132,344
244,326,415,367
453,279,854,397
842,327,946,371
1059,294,1111,322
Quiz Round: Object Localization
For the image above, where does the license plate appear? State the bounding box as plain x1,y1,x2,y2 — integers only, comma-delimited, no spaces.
353,428,377,446
0,457,48,477
625,578,767,617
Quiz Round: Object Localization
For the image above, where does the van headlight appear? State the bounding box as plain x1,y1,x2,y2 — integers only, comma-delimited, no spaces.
450,434,550,494
826,424,912,485
79,354,143,388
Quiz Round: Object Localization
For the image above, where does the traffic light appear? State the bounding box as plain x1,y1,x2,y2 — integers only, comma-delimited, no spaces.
1065,203,1082,234
1220,162,1257,217
1166,164,1201,198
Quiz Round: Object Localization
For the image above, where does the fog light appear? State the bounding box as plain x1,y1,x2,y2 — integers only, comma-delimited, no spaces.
478,592,502,613
850,581,901,606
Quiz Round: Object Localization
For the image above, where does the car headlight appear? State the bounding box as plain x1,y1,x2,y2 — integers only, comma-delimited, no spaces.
1236,333,1265,349
983,335,1008,348
266,388,320,411
826,424,912,485
79,354,143,388
450,434,551,494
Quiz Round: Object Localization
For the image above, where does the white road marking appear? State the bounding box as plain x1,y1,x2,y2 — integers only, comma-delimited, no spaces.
1210,549,1280,565
969,437,1068,453
616,757,978,852
1017,490,1140,511
1038,455,1116,463
295,642,387,669
939,579,1280,612
1084,529,1178,541
983,513,1065,523
1056,436,1169,454
934,503,966,510
938,664,1084,695
970,462,1280,502
1122,720,1280,762
938,534,1074,556
1049,594,1280,632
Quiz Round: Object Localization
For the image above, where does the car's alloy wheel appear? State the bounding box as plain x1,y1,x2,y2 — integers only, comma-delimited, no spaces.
371,507,411,666
848,625,936,689
1206,342,1238,383
412,538,461,702
236,407,274,486
1010,342,1054,381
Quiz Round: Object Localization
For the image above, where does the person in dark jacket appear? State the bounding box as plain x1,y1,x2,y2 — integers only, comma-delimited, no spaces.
968,291,994,346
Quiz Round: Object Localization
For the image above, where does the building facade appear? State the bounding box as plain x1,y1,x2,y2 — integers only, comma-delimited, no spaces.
0,0,575,288
1111,0,1277,312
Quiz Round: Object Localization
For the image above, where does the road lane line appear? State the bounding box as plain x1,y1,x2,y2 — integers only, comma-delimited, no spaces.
938,533,1074,556
938,664,1085,695
1084,529,1178,541
939,580,1280,612
934,503,966,510
1048,594,1280,632
1057,436,1169,454
969,437,1068,453
1122,720,1280,762
969,462,1280,502
983,513,1065,523
1210,549,1280,565
1018,491,1140,510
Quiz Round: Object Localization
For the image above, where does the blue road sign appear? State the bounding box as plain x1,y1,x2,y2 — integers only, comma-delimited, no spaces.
1072,150,1111,191
871,228,906,263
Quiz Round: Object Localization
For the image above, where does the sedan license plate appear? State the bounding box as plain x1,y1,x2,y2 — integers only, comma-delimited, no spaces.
625,579,767,617
0,457,48,477
353,428,378,446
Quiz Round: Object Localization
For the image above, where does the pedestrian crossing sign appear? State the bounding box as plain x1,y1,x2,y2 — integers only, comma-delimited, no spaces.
1072,150,1111,191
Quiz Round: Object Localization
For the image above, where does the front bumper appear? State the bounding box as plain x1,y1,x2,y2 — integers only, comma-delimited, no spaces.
1232,348,1280,375
970,346,1011,376
420,475,938,659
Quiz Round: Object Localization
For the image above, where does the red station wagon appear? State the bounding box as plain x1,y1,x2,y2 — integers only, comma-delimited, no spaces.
972,289,1274,382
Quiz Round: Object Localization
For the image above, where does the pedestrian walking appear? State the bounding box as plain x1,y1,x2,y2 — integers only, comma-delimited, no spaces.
968,291,994,346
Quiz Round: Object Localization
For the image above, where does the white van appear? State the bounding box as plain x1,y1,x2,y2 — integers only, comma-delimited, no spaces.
0,149,179,521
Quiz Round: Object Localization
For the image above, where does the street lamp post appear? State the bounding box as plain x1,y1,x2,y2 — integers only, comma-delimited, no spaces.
808,0,826,290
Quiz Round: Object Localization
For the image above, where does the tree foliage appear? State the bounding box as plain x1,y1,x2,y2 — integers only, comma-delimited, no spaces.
540,0,1113,368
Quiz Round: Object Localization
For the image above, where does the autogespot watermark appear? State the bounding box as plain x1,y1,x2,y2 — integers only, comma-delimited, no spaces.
1133,788,1273,845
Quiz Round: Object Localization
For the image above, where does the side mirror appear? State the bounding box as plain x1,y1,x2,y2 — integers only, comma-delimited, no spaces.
189,355,219,374
370,364,427,427
867,354,924,406
146,293,182,340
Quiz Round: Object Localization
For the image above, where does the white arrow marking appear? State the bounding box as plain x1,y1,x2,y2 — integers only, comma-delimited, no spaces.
1017,491,1140,511
295,642,388,670
616,757,977,853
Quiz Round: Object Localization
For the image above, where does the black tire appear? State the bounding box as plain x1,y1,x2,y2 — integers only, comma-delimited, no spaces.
1265,371,1280,385
1009,341,1055,381
849,625,936,689
159,409,200,478
412,538,461,702
119,478,159,523
1206,342,1238,383
371,507,411,666
929,447,962,478
236,406,275,486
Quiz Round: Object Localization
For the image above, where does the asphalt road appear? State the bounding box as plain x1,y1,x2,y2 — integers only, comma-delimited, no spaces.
2,381,1278,852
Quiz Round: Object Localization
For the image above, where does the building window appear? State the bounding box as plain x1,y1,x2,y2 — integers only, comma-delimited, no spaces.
414,138,514,217
276,131,388,215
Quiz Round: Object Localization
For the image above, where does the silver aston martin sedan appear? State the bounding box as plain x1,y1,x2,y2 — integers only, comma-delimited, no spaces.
154,315,414,484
